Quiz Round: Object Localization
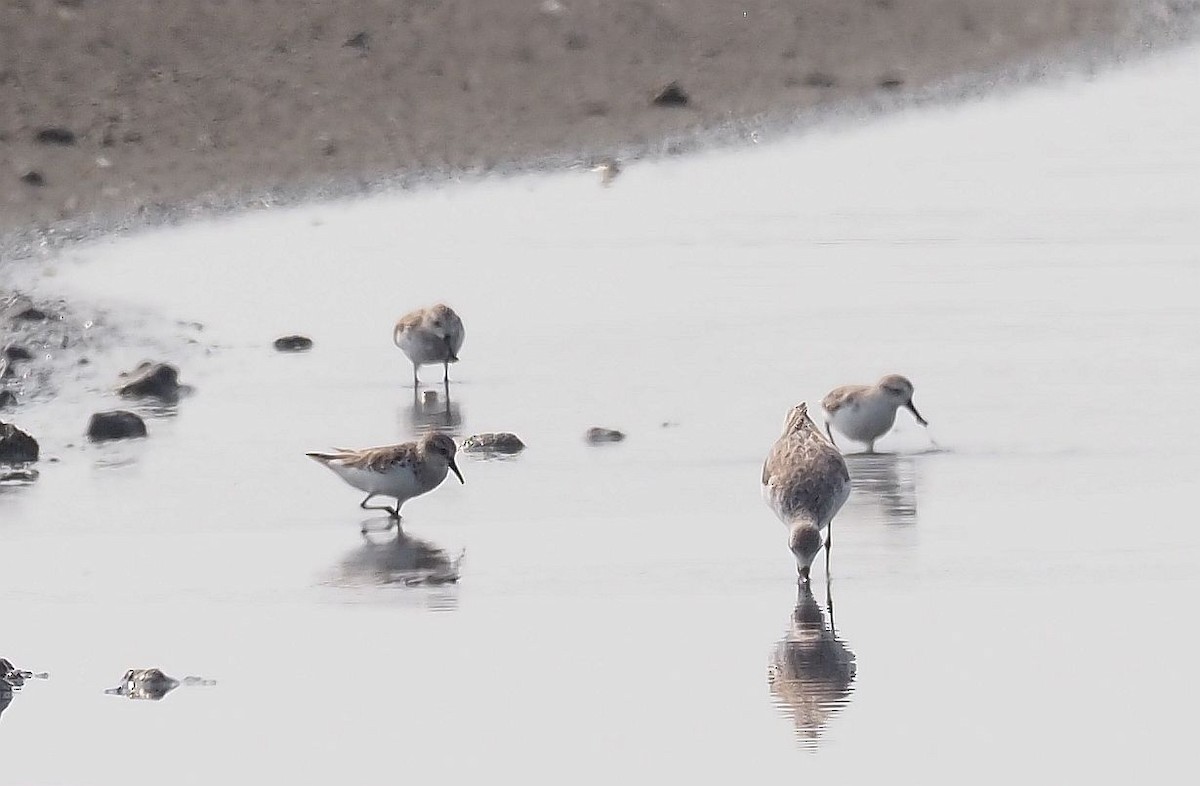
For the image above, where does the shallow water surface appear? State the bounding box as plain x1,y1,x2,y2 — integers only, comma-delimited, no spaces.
3,47,1200,782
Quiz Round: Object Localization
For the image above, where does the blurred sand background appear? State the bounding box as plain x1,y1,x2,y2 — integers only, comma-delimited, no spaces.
1,0,1197,243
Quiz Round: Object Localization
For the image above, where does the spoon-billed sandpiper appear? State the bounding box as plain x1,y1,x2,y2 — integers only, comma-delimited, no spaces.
393,303,465,387
821,374,928,453
762,403,851,582
307,432,464,526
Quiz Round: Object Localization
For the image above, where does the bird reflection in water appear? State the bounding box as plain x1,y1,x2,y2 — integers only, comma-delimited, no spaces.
405,388,463,437
844,452,919,526
767,582,856,748
334,524,464,601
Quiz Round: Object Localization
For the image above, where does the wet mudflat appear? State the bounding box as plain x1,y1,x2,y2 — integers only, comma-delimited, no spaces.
2,47,1199,782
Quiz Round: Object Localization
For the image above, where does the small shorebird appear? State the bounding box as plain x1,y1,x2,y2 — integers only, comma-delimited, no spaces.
762,403,851,582
821,374,928,453
393,303,465,387
590,157,621,186
307,432,464,525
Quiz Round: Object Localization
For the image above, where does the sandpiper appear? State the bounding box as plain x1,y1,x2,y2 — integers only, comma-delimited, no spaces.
762,403,851,582
821,374,928,453
307,432,464,526
393,303,465,387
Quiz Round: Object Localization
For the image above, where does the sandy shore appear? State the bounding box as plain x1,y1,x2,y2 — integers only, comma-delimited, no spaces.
1,0,1198,249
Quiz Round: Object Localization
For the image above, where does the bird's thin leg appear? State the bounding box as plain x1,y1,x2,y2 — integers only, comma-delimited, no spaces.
824,520,833,577
865,440,875,455
412,363,419,390
825,422,838,447
443,359,450,385
360,493,398,517
825,574,836,636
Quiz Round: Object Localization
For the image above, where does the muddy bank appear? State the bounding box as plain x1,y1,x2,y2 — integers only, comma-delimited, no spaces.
2,0,1198,253
0,290,206,423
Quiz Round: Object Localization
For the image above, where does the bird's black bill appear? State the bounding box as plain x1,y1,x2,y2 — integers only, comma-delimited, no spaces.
905,400,929,427
444,336,458,363
449,458,465,484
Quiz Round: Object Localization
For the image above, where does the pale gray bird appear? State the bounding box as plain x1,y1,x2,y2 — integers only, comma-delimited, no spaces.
393,303,466,387
821,374,928,453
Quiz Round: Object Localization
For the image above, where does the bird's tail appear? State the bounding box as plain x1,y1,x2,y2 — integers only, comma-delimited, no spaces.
306,451,339,464
784,402,812,435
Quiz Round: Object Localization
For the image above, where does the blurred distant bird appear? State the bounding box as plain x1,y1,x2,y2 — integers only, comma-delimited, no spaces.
591,157,622,186
393,303,465,387
821,374,928,453
762,403,850,582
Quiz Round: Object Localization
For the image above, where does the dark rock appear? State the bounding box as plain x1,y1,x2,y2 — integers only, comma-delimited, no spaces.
117,361,182,400
13,307,49,321
20,170,45,186
651,81,690,107
343,31,369,52
878,75,905,90
0,657,41,686
87,410,147,442
4,345,34,361
804,72,838,88
586,427,626,444
273,335,313,352
461,432,526,454
105,668,179,701
0,391,15,409
34,127,76,145
0,467,38,483
0,421,39,463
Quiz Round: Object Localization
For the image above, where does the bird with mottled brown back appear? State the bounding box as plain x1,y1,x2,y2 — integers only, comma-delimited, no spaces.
762,403,850,582
307,432,464,531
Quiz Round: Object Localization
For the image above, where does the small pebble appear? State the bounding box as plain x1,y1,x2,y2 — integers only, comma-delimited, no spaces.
652,81,690,107
461,432,526,454
586,427,625,444
273,335,314,352
86,410,147,442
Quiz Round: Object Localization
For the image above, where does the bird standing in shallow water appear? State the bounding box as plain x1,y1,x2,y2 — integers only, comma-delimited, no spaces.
762,403,851,582
393,303,465,388
821,374,928,454
307,432,464,529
